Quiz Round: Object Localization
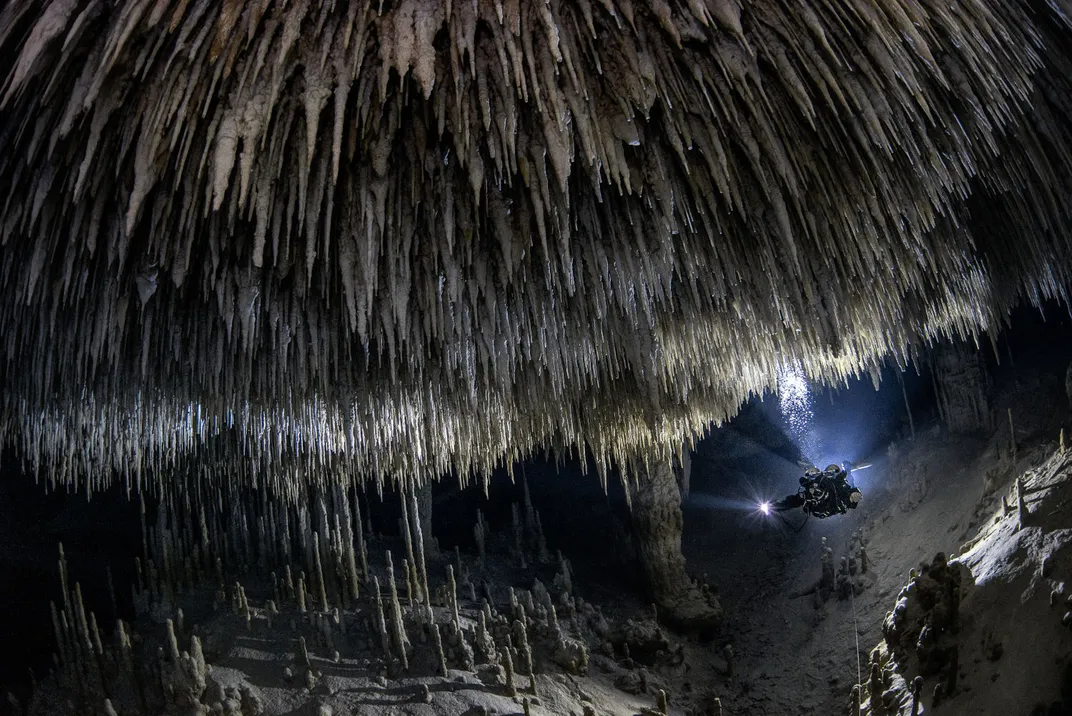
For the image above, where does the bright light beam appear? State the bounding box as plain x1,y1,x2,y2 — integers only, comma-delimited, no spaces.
759,501,771,515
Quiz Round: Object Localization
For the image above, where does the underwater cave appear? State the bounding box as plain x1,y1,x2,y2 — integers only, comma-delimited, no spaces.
2,1,1072,714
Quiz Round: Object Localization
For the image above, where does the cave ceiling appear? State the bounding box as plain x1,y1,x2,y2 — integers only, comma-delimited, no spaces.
0,0,1070,495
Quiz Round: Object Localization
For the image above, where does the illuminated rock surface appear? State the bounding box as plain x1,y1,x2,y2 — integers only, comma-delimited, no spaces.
0,1,1070,487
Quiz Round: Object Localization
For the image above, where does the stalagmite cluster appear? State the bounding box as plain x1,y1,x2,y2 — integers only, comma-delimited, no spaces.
29,467,720,711
0,1,1070,495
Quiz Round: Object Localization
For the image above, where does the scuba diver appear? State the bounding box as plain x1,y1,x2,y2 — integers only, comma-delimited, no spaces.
769,463,863,519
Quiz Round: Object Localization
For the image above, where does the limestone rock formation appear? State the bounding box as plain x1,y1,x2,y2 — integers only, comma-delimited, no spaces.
882,552,968,680
2,4,1072,707
0,1,1071,498
857,447,1072,714
933,341,994,434
629,460,721,631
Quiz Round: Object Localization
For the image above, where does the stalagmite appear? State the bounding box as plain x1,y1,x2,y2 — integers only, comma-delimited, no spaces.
314,533,329,613
58,545,71,621
431,623,447,676
385,551,410,670
415,480,438,558
1016,477,1027,530
447,565,461,628
453,548,465,588
513,610,534,677
933,342,993,434
285,566,295,603
373,577,392,663
511,504,527,569
400,492,420,602
868,660,884,716
629,459,721,631
166,619,181,666
1010,409,1018,466
49,602,68,669
475,511,487,567
504,647,517,697
402,559,415,607
898,371,916,441
522,475,537,550
408,491,433,618
548,604,561,639
911,676,924,716
299,637,311,669
534,514,550,563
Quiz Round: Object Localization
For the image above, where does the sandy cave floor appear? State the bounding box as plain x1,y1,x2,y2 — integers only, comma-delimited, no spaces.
682,429,989,715
680,372,1072,715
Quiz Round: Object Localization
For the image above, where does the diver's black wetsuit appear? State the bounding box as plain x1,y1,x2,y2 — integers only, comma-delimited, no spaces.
772,464,862,518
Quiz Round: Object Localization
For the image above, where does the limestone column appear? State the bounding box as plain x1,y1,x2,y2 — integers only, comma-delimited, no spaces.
629,458,721,632
415,480,438,558
932,341,992,434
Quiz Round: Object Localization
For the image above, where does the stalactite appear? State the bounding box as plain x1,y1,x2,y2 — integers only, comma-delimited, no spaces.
0,0,1069,500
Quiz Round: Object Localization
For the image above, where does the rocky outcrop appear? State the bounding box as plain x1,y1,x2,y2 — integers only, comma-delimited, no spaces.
856,449,1072,715
882,552,969,685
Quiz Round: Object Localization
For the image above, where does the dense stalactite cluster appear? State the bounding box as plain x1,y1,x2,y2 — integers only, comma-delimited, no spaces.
1,1,1072,489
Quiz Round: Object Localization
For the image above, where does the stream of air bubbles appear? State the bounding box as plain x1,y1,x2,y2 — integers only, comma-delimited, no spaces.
778,364,818,464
